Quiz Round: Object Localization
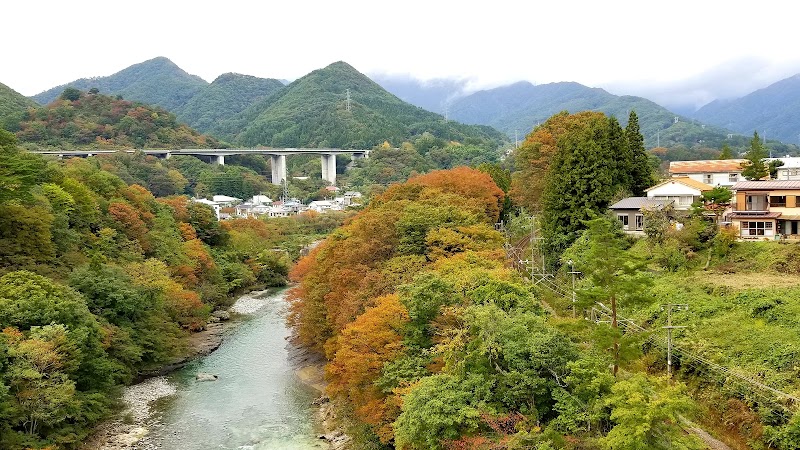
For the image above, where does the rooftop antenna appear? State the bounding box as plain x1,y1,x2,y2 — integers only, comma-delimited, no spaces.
345,89,351,112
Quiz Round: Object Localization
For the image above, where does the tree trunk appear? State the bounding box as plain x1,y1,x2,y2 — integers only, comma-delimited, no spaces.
612,292,619,376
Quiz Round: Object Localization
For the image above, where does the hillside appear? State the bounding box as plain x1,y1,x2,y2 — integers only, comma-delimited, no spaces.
450,81,739,148
32,57,208,110
212,61,506,149
16,90,222,149
175,73,285,133
0,81,37,130
694,73,800,144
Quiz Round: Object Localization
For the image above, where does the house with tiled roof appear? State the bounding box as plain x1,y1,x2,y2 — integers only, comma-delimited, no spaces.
645,177,714,210
669,159,746,187
729,180,800,239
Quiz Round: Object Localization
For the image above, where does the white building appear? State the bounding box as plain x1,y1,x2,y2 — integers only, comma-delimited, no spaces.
646,177,713,210
212,195,242,208
769,157,800,181
669,159,746,187
191,198,221,220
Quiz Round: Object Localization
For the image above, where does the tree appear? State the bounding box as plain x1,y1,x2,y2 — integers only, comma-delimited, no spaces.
741,131,769,180
600,374,701,450
625,111,656,196
718,143,734,159
566,218,650,376
540,112,618,259
698,186,733,222
769,159,785,179
60,87,82,102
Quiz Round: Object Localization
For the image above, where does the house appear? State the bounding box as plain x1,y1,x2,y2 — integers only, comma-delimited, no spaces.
609,197,672,235
729,180,800,239
669,159,746,187
645,177,713,210
250,195,273,206
308,200,344,213
768,157,800,180
211,195,242,208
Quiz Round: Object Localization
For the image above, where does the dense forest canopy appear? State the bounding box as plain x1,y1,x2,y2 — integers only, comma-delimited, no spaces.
0,128,351,448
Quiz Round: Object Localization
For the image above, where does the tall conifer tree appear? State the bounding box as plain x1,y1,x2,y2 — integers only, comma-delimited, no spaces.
624,111,654,196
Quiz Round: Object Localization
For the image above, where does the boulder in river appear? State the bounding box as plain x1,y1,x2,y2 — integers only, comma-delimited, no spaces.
212,310,231,321
196,372,219,382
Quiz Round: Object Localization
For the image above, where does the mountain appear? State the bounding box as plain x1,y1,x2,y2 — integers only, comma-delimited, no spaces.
693,73,800,145
0,81,37,130
370,74,467,115
31,57,208,110
175,73,285,133
16,90,221,149
212,61,506,149
449,81,738,148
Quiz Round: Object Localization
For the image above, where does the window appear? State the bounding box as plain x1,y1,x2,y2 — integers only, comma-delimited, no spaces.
704,174,713,184
741,221,773,236
617,214,629,230
771,196,787,207
635,215,644,230
729,173,739,183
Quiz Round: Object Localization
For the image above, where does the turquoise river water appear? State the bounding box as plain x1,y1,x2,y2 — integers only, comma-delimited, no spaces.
137,290,325,450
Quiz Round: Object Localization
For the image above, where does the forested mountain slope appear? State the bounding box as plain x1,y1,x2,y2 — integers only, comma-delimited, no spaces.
32,57,208,111
16,89,222,149
212,61,506,149
450,81,738,148
694,73,800,145
175,73,285,133
0,81,37,130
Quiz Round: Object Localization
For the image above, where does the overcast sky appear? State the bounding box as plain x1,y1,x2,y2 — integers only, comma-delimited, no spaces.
4,0,800,110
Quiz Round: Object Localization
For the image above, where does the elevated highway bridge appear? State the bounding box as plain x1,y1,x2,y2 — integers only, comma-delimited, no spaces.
27,148,371,185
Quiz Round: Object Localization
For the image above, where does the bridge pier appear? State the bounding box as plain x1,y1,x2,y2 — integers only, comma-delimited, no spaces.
213,155,225,165
270,154,287,185
321,154,336,185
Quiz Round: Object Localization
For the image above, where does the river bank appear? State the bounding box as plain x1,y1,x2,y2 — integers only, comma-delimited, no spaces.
82,288,339,450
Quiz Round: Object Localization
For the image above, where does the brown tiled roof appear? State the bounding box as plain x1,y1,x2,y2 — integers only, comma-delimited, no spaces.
729,212,782,219
669,159,746,174
732,180,800,190
646,177,713,192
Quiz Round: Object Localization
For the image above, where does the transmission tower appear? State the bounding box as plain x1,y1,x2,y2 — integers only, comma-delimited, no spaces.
345,89,351,112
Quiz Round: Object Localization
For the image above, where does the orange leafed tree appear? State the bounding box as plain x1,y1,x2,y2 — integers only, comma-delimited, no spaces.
327,294,409,442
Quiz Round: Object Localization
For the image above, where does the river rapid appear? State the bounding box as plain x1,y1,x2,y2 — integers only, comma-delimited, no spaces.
106,289,327,450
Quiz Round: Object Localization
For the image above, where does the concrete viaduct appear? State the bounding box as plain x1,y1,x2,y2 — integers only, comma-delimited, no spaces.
28,148,371,186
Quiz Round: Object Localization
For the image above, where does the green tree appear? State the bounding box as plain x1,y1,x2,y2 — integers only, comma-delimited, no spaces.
741,131,769,180
60,87,82,102
625,111,655,196
698,186,733,221
566,217,650,376
769,159,785,179
540,112,616,259
718,143,734,159
600,374,701,450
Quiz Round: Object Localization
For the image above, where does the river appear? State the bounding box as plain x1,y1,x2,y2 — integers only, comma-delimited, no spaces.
128,289,326,450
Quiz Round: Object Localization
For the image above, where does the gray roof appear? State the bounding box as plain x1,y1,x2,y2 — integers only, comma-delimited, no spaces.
732,180,800,190
610,197,672,210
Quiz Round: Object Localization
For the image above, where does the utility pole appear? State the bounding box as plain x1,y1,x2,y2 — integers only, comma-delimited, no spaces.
661,303,688,378
518,214,551,285
567,260,581,318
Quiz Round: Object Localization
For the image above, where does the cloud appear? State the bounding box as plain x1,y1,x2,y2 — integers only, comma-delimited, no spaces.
601,57,800,112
